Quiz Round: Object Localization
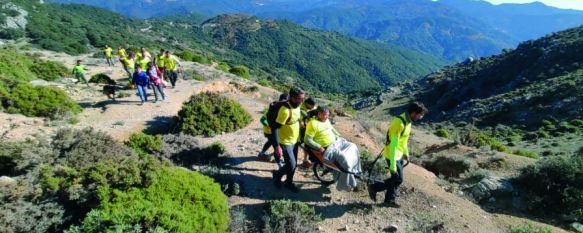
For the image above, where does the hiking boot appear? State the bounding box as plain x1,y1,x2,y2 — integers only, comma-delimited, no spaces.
284,183,300,193
273,172,282,189
382,200,401,208
276,160,285,169
367,184,377,202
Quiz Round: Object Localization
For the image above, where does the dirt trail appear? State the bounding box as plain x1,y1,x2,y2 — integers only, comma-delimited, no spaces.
0,49,569,233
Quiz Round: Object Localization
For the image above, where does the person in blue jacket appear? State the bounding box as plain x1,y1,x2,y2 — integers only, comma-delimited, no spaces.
132,65,149,105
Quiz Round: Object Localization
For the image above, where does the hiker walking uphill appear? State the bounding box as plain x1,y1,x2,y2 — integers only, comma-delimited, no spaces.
258,93,289,168
72,60,89,86
120,53,136,80
154,49,166,80
147,62,166,103
270,87,305,193
132,65,149,105
104,45,114,67
164,51,181,88
368,102,427,207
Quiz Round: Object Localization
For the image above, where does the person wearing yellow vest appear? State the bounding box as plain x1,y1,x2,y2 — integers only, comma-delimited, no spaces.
258,93,289,168
272,87,305,193
103,45,114,67
136,51,151,71
368,102,427,207
120,53,136,80
299,97,317,168
154,49,166,80
72,60,89,86
164,50,181,88
117,46,126,59
304,106,340,153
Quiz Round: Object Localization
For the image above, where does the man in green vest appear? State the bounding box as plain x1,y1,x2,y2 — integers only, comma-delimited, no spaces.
72,60,89,87
104,45,114,67
368,102,427,207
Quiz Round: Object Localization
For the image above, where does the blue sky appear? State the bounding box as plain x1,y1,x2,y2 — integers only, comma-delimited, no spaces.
484,0,583,10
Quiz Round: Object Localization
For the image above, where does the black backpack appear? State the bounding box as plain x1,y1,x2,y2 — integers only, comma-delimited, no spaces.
266,100,292,129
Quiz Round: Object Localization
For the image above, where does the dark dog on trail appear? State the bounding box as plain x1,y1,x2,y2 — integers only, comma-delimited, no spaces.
100,75,117,101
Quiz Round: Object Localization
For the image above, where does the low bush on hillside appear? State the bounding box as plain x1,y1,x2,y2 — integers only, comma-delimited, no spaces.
262,200,320,233
507,223,551,233
68,166,229,233
1,128,230,232
435,128,450,138
229,65,250,79
89,73,115,84
512,149,539,159
178,92,252,136
4,83,81,119
421,154,475,178
217,62,231,72
453,128,508,152
518,153,583,221
29,59,68,81
126,132,163,156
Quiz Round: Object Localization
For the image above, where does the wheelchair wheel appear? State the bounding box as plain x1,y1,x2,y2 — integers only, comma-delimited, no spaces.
312,161,335,185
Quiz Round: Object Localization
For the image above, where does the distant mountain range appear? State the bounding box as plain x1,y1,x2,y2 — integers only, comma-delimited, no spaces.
1,0,443,94
49,0,583,61
405,25,583,129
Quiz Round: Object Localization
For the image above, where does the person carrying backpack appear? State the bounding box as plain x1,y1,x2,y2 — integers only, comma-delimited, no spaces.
146,62,166,103
368,102,427,207
164,51,181,88
258,93,289,168
270,87,305,193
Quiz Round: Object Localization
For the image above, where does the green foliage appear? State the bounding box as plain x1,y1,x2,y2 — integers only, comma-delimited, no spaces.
229,65,250,79
5,83,81,119
263,200,320,233
519,153,583,221
29,59,68,81
454,128,508,152
422,154,474,178
126,133,163,156
89,73,114,84
192,54,212,65
507,223,552,233
178,92,252,136
435,128,450,138
75,166,229,233
192,70,204,81
217,62,230,72
513,149,540,159
177,50,194,61
570,119,583,127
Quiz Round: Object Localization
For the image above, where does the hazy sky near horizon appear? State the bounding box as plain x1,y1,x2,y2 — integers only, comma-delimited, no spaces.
484,0,583,10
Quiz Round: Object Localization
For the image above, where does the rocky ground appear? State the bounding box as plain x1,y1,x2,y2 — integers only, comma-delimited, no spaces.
0,48,572,233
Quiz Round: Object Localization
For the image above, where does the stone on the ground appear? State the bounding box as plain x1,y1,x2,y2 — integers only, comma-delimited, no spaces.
470,176,513,200
0,176,17,187
571,222,583,233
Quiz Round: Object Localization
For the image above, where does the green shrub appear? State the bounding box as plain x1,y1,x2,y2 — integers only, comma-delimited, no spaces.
456,129,507,152
217,62,230,72
73,166,229,233
422,154,474,178
263,200,320,233
126,132,163,156
0,201,65,233
178,92,252,136
570,119,583,127
192,54,212,65
536,130,550,139
513,149,540,159
508,223,551,233
29,59,68,81
435,128,450,138
5,83,81,119
192,70,204,81
177,50,194,61
558,122,579,133
89,73,115,84
229,65,250,79
519,154,583,221
465,168,490,183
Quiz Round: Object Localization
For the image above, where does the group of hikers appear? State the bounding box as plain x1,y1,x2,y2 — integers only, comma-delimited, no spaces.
71,45,183,105
259,87,428,207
